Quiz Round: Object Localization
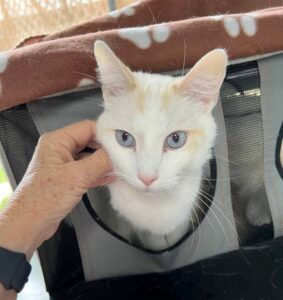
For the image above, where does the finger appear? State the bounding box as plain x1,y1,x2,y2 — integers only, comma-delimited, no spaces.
74,152,92,160
87,141,102,150
75,148,113,183
48,120,97,154
92,175,116,188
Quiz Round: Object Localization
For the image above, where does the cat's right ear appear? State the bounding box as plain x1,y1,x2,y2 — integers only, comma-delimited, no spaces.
176,49,228,112
94,41,135,97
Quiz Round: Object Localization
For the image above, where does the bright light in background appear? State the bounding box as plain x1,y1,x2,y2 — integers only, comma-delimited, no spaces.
0,0,134,51
0,0,116,20
0,159,12,209
0,159,49,300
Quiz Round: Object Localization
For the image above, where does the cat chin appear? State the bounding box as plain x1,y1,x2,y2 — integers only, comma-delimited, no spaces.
134,183,169,194
109,176,200,236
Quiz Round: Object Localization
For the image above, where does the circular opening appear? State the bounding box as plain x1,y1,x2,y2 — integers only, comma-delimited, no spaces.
83,156,217,254
275,123,283,180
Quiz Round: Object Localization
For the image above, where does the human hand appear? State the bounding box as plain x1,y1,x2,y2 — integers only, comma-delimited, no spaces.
0,120,113,258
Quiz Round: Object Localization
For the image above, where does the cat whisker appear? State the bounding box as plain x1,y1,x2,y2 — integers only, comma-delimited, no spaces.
171,178,240,244
173,183,221,240
196,188,240,243
176,172,235,182
189,203,201,254
146,5,157,25
213,153,239,166
181,38,187,77
175,183,232,245
73,71,97,80
166,188,199,253
110,171,138,186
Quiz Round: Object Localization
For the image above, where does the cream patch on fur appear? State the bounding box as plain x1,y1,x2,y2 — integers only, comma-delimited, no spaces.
240,15,257,36
223,17,240,38
78,78,95,87
108,5,136,18
152,24,171,43
185,129,205,155
161,85,176,110
135,87,146,112
0,52,9,73
161,92,171,110
118,27,151,49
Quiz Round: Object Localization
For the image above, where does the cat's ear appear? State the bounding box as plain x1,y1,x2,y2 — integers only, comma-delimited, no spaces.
177,49,228,112
94,41,135,97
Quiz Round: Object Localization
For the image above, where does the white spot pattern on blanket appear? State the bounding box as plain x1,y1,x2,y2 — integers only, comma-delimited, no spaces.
118,26,151,49
223,17,240,37
152,24,171,43
240,15,257,36
78,78,95,87
222,14,257,38
108,5,136,18
0,52,9,73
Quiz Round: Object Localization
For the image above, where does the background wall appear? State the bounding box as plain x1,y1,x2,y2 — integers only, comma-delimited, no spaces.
0,0,135,51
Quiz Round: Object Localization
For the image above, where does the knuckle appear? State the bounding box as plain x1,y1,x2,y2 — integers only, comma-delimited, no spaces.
83,119,96,131
39,132,51,144
94,149,111,171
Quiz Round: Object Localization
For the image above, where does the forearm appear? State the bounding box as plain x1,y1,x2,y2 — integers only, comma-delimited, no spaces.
0,196,45,260
0,121,112,299
0,207,34,300
0,194,48,299
0,284,17,300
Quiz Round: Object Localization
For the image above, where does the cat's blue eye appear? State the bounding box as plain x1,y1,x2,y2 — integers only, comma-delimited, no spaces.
165,131,187,149
116,130,135,148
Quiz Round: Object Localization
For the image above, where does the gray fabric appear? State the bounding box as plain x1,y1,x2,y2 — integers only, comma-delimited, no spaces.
220,63,272,242
258,54,283,238
28,89,103,132
27,86,238,281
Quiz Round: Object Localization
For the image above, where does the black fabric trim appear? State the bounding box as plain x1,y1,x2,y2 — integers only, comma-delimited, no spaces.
83,156,217,255
50,237,283,300
275,122,283,180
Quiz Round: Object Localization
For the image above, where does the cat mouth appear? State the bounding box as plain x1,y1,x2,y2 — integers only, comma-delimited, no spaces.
117,176,161,193
143,187,156,193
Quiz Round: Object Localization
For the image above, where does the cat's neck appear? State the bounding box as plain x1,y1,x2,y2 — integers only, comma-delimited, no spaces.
109,169,202,236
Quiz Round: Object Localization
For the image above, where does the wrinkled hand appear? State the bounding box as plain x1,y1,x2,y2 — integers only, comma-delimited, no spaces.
0,120,113,258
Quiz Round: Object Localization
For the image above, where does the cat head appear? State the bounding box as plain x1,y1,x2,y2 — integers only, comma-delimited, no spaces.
94,41,227,193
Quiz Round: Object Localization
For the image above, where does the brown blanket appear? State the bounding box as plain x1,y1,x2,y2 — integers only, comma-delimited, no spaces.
0,0,283,111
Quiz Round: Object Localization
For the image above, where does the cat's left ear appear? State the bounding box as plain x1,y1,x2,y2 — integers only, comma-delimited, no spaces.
177,49,228,112
94,40,135,97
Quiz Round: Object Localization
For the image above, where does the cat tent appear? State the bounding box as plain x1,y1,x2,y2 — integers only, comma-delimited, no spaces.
0,0,283,298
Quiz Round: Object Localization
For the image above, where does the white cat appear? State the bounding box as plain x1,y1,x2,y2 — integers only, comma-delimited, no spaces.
94,41,227,250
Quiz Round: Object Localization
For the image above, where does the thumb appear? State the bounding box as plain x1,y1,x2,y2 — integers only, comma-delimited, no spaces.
75,148,113,184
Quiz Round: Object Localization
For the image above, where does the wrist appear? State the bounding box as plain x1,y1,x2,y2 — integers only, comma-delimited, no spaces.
0,214,37,259
0,200,47,259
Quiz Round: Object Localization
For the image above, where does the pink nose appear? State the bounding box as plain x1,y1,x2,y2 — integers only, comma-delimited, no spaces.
138,175,158,186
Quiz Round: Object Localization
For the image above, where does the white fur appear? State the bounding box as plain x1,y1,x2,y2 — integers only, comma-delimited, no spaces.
94,42,227,246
